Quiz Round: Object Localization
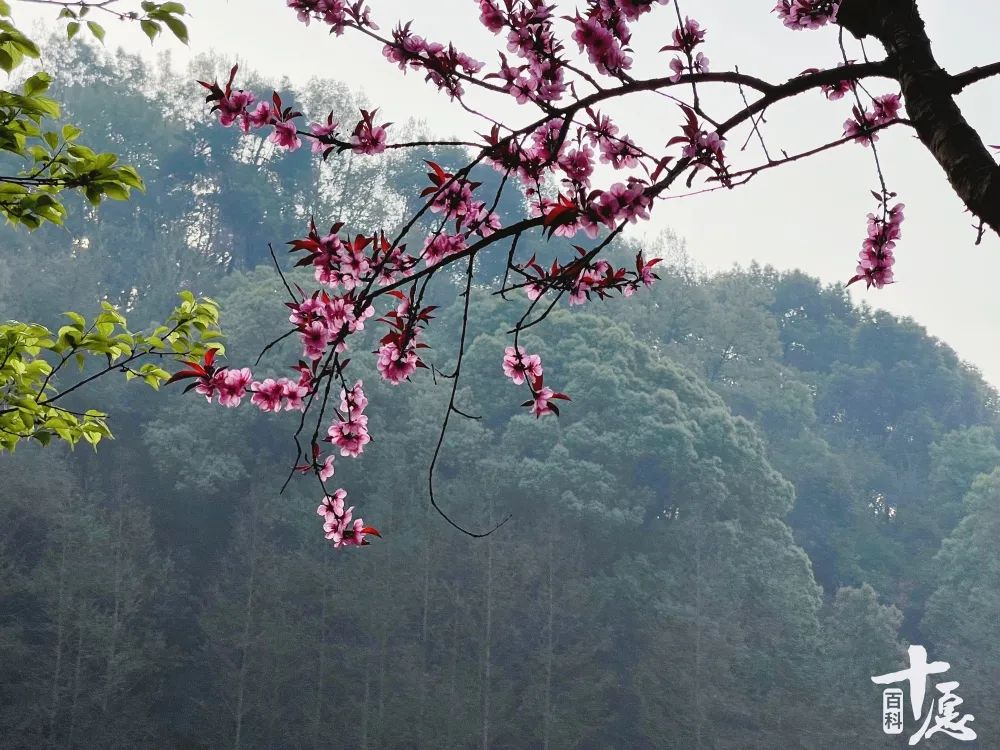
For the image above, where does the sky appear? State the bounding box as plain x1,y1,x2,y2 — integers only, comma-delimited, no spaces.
18,0,1000,385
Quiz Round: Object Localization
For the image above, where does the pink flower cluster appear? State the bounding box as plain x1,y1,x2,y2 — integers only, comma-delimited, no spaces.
291,223,419,291
502,346,569,418
171,350,310,413
570,0,672,76
286,0,375,35
848,199,904,290
481,2,568,105
422,161,501,237
844,93,903,145
351,108,390,155
250,375,309,412
773,0,840,30
383,22,484,99
288,288,375,361
317,489,378,548
327,379,372,457
502,345,542,385
582,111,642,172
667,105,727,180
663,17,709,83
375,292,435,385
200,67,394,159
800,62,856,100
195,366,253,407
519,249,661,304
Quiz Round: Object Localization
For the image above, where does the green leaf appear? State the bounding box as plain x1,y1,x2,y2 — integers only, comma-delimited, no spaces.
140,19,160,42
102,182,130,201
66,21,80,40
161,15,188,44
86,21,105,43
23,72,51,97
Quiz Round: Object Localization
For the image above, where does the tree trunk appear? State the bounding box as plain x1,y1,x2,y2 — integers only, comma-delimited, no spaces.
312,553,330,750
66,617,86,750
101,509,125,713
233,507,259,750
47,535,69,750
445,586,461,750
838,0,1000,234
542,536,555,750
417,527,433,746
480,503,495,750
694,512,704,750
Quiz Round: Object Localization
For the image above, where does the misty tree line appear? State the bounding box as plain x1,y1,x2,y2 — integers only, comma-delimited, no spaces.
1,44,998,749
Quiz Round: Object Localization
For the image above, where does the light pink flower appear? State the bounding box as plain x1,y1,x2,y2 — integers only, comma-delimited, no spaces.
502,346,543,385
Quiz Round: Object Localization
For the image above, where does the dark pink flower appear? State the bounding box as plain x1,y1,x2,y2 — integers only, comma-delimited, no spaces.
247,102,273,129
328,414,371,457
269,120,302,151
309,119,339,153
376,341,419,384
250,378,285,412
773,0,840,30
218,367,253,407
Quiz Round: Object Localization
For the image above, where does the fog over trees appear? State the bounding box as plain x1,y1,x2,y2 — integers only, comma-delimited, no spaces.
1,38,998,748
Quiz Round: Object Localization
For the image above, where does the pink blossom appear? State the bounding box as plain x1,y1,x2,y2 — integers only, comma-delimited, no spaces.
848,200,904,289
479,0,505,32
269,120,302,151
669,57,685,83
873,93,902,124
844,108,880,145
422,233,467,266
531,386,556,418
377,341,419,384
351,109,389,155
672,17,706,51
328,414,371,457
300,320,330,361
559,146,595,185
333,517,374,547
279,377,308,411
317,488,347,518
218,90,254,128
340,380,368,414
247,102,273,129
773,0,840,30
319,454,335,482
250,378,285,412
194,378,217,402
218,368,253,407
309,119,339,153
502,346,543,385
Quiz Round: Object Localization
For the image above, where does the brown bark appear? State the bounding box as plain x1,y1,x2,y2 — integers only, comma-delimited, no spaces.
839,0,1000,234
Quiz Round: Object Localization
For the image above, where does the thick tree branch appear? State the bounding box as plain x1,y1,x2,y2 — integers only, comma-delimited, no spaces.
839,0,1000,235
950,61,1000,94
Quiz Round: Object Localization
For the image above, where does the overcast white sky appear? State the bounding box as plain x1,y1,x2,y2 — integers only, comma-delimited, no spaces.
22,1,1000,385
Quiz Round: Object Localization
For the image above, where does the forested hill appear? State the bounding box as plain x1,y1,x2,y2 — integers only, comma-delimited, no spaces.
1,45,998,749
